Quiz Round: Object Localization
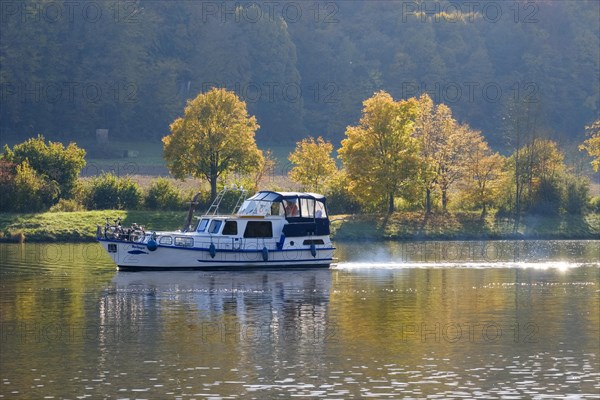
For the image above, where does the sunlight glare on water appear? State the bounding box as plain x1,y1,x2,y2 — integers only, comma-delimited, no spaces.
334,260,593,270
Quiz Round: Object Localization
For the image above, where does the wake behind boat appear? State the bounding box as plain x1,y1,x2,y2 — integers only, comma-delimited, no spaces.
97,187,335,270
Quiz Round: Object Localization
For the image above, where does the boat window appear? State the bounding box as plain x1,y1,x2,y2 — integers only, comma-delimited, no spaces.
238,200,272,215
264,192,278,201
284,199,300,217
300,198,315,218
250,192,279,202
271,201,284,216
222,221,238,235
249,192,267,201
243,221,273,238
303,239,324,245
174,236,194,247
208,220,222,234
159,236,173,245
315,201,327,218
196,218,209,232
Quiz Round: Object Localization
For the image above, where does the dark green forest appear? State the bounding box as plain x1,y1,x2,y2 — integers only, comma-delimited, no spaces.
1,0,599,150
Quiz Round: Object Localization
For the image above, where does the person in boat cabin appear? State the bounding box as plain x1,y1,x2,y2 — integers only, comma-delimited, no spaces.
284,199,299,217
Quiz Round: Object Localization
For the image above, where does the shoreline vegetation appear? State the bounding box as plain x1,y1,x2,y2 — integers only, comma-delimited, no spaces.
1,210,598,244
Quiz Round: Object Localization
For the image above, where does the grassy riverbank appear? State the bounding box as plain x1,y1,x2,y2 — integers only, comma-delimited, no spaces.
0,210,187,242
0,210,599,243
331,212,600,241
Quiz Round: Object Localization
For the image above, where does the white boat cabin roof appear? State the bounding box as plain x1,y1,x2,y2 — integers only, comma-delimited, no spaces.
237,191,328,218
246,191,327,202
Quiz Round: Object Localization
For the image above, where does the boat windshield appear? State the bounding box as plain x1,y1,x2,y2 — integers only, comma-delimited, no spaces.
238,199,284,216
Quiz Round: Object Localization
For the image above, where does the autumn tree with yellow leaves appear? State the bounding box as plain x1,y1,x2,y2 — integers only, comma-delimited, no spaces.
288,137,337,192
414,94,491,212
162,88,263,200
580,119,600,172
457,130,505,217
339,91,421,213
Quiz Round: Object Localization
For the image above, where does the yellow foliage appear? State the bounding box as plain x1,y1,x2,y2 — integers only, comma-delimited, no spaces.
339,91,421,212
457,132,506,214
288,137,337,192
162,88,263,198
579,119,600,172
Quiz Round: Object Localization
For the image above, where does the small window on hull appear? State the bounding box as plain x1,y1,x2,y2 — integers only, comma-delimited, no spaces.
303,239,324,245
174,237,194,247
159,236,173,245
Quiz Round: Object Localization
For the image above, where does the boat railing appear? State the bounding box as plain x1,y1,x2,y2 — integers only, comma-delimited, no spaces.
205,185,248,216
181,186,248,232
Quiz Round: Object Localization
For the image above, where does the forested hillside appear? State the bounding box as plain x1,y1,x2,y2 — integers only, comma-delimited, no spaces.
1,0,598,149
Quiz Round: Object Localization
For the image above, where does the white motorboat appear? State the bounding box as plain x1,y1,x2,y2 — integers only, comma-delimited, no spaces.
97,188,335,269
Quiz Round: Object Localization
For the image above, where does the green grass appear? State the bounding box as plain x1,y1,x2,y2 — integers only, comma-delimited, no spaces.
0,210,187,242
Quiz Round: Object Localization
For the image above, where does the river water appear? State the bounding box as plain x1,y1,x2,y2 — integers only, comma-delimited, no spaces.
0,240,598,399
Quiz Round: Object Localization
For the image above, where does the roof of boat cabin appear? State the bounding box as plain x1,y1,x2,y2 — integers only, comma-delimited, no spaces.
250,191,327,202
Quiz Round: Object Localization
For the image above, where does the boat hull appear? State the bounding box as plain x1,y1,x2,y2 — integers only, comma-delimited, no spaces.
98,239,334,270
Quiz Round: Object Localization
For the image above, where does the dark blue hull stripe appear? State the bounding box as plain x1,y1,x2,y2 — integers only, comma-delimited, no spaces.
195,258,333,264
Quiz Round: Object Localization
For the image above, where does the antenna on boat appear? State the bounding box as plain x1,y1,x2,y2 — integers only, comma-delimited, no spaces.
182,192,204,232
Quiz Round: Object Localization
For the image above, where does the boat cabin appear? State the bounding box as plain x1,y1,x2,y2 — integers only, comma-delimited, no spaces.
191,191,330,239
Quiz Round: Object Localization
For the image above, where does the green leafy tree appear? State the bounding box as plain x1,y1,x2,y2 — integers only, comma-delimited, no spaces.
145,178,183,210
564,175,590,215
85,173,142,210
325,169,363,215
0,160,16,211
12,160,59,212
2,135,86,199
505,139,567,215
338,91,420,213
288,137,337,192
163,88,264,200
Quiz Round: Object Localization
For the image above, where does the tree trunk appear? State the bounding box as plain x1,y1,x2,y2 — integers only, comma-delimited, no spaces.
480,203,487,220
425,188,431,214
514,158,521,233
442,189,448,211
210,163,218,201
388,192,395,214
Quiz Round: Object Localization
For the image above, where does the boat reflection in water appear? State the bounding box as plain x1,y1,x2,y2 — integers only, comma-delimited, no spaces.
99,269,335,356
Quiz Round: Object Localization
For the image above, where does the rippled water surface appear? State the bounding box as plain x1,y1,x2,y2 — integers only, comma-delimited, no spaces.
0,241,598,399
